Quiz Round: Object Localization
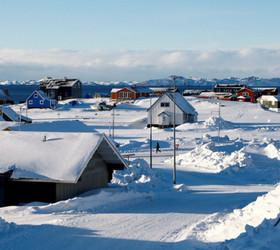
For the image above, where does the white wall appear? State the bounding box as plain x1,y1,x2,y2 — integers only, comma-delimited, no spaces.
147,94,184,126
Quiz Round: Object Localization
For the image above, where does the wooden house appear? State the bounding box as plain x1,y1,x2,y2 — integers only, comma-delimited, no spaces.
147,92,197,128
0,132,127,206
214,84,246,94
26,90,57,109
111,87,151,101
40,77,82,100
259,95,280,112
236,87,257,103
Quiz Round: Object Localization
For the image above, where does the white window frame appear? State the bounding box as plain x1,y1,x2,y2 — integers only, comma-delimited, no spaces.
28,100,33,105
40,100,44,105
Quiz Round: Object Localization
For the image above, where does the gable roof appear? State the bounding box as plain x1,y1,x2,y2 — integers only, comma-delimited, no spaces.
111,87,136,93
148,92,197,115
26,90,50,101
0,131,127,183
260,95,280,102
40,78,81,89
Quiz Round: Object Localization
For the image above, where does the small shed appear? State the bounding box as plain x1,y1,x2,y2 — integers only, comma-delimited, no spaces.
147,92,197,128
0,132,127,206
26,90,57,109
259,95,280,112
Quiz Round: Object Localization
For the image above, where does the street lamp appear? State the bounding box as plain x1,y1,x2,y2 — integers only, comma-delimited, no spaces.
149,94,153,169
169,75,181,184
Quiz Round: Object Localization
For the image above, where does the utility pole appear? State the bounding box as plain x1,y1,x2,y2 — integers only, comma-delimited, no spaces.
112,106,115,141
169,75,179,185
218,101,221,139
149,94,153,169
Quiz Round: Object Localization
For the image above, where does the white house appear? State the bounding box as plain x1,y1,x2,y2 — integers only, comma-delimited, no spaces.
147,92,198,128
259,95,280,112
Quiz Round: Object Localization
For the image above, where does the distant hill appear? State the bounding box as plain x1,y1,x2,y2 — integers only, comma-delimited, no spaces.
1,76,280,88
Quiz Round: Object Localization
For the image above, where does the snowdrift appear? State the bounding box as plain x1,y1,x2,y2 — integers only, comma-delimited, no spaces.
167,136,247,173
203,116,234,130
187,183,280,243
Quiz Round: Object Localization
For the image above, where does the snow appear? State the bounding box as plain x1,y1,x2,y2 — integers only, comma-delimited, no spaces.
1,96,280,249
184,183,280,245
168,139,247,173
0,131,104,181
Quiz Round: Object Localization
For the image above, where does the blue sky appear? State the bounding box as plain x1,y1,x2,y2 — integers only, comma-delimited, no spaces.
0,0,280,80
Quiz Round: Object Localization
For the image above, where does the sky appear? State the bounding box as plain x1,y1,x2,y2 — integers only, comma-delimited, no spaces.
0,0,280,81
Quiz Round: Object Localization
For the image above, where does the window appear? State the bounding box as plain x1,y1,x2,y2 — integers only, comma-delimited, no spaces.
160,102,170,107
34,93,38,98
120,91,130,99
40,100,44,105
28,100,33,104
242,92,249,97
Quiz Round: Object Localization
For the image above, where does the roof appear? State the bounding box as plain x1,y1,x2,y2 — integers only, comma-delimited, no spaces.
26,90,50,101
40,78,81,89
1,106,32,123
260,95,280,101
111,87,136,93
150,87,169,92
148,92,197,115
0,132,127,183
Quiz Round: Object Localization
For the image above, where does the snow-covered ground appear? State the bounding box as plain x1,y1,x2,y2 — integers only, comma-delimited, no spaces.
1,97,280,249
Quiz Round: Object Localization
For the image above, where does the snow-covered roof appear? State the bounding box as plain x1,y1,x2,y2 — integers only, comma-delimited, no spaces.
40,78,81,89
0,132,126,183
150,87,169,92
111,88,122,93
1,106,32,123
167,92,197,115
260,95,280,102
111,87,136,93
148,92,197,115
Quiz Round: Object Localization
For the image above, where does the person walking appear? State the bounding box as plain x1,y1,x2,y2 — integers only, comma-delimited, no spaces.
156,142,161,153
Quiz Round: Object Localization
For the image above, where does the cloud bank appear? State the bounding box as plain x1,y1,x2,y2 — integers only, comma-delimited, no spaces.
0,48,280,81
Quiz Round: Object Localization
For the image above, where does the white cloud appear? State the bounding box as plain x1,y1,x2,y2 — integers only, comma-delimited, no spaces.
0,48,279,81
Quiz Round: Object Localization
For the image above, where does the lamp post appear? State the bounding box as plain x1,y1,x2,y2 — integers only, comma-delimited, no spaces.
112,106,115,141
149,94,153,169
169,75,180,184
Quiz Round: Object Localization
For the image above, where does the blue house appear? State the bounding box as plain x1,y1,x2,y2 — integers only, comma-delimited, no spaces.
26,90,57,109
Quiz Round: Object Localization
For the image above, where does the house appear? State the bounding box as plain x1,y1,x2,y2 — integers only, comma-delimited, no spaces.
40,77,82,100
26,90,57,109
214,84,246,94
0,89,13,104
111,87,151,101
236,87,257,103
147,92,198,128
259,95,280,112
0,132,127,206
111,87,137,101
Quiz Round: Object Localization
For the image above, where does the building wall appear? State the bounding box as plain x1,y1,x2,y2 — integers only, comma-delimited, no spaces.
147,94,185,126
237,88,256,103
27,93,52,109
111,88,136,101
56,153,109,201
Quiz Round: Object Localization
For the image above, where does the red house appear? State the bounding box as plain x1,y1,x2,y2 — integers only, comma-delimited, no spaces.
111,87,150,101
236,87,257,103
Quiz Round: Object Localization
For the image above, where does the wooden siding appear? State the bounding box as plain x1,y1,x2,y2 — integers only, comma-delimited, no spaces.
55,153,109,201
